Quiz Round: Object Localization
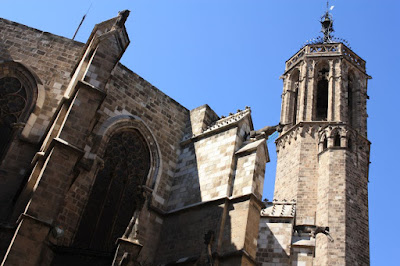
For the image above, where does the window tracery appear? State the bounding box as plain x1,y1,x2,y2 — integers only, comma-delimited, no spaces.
0,77,28,160
74,130,150,252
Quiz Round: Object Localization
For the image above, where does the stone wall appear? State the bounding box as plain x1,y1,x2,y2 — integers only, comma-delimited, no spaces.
0,15,270,266
0,15,191,265
156,108,268,264
315,148,347,265
344,138,370,265
274,128,301,202
256,202,295,266
0,18,83,222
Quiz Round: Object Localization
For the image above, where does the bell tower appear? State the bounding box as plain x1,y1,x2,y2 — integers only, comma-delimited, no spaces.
273,6,371,265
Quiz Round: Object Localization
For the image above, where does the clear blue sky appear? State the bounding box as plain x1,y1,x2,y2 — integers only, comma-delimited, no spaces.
1,0,399,264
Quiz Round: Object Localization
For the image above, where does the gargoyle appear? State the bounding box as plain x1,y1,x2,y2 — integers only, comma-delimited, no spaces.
249,123,284,139
294,225,334,242
313,226,334,242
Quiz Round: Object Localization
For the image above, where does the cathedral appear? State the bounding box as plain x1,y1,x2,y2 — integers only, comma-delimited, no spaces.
0,7,370,266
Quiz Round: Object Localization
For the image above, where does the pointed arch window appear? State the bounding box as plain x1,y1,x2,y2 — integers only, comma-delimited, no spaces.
316,66,329,121
316,80,328,120
0,77,28,161
74,130,151,253
348,138,353,151
348,72,355,128
291,70,300,125
334,133,341,147
323,137,328,150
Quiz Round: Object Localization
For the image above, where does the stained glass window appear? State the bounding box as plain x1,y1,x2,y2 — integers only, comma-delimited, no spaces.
74,130,151,253
0,77,27,160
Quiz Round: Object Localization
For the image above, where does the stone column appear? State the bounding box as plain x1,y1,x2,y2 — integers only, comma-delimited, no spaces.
280,77,290,126
305,60,316,121
335,59,344,122
298,61,308,122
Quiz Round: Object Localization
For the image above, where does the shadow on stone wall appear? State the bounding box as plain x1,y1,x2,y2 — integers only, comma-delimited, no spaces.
256,218,292,265
153,200,238,265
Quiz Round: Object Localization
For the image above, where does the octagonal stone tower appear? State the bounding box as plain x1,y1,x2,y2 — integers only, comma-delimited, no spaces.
257,10,371,266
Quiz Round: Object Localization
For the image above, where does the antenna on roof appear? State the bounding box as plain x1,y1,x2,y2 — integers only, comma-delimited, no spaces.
72,3,92,40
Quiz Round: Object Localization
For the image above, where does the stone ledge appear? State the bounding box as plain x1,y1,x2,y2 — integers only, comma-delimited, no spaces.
77,80,106,98
150,193,263,217
17,213,52,228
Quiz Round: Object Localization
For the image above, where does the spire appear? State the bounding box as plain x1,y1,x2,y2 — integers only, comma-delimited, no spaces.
321,1,334,43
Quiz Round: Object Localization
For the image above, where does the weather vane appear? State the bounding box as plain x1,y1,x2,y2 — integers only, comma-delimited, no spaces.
321,0,334,43
302,0,351,48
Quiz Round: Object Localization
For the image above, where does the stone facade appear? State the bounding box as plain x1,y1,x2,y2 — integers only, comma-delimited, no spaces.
0,12,269,266
0,9,370,266
256,41,370,265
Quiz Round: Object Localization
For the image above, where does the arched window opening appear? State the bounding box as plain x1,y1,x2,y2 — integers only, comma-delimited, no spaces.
316,77,328,121
291,70,300,125
74,130,150,253
0,77,28,161
323,137,328,150
348,73,354,127
348,138,353,150
334,133,341,147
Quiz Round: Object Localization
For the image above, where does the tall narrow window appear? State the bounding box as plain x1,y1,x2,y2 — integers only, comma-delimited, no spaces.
291,71,300,125
316,68,329,121
74,130,150,253
348,74,354,127
334,133,341,147
323,137,328,150
348,138,353,151
0,77,28,161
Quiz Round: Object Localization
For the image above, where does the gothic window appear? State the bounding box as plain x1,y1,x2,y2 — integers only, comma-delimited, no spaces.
348,138,353,151
323,137,328,150
74,130,150,253
0,77,28,161
316,66,329,121
291,70,300,125
334,133,341,147
348,73,355,127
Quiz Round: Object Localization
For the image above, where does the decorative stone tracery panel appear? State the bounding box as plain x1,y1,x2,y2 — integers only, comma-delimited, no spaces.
74,130,150,253
0,77,28,160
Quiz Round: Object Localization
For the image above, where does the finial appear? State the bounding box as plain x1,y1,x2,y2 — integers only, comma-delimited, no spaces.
113,10,130,29
302,1,350,48
321,1,334,43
